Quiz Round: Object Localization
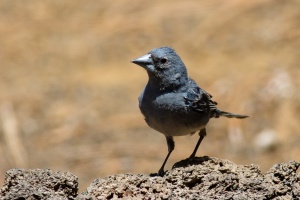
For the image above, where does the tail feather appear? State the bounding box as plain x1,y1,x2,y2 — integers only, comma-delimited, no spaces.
214,110,249,119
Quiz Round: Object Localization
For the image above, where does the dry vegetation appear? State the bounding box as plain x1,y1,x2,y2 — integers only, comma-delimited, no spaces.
0,0,299,191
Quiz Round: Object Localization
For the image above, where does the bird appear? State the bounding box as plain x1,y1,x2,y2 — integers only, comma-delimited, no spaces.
131,46,248,176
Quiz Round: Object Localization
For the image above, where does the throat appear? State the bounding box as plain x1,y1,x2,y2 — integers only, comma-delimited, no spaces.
148,76,187,92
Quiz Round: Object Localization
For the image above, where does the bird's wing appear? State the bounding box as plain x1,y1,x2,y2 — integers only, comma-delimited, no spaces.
184,79,218,113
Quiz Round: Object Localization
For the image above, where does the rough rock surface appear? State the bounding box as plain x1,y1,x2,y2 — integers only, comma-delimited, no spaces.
77,157,300,200
0,169,78,200
1,157,299,200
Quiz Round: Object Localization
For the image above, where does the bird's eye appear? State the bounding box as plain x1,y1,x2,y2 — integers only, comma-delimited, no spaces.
160,57,168,64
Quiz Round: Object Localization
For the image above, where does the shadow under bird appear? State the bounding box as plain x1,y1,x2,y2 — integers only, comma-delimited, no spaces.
132,47,248,176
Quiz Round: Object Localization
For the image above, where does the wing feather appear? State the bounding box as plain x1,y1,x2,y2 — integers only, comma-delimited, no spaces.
184,79,218,114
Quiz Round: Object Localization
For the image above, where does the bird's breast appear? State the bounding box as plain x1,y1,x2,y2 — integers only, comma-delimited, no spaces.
139,92,210,136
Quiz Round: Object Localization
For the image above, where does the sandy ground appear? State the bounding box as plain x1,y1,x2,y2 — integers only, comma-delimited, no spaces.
0,0,300,191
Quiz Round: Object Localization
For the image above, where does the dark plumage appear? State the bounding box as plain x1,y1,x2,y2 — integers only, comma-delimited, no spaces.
132,46,248,176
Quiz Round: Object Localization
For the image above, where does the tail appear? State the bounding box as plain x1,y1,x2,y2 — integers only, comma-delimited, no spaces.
214,110,249,119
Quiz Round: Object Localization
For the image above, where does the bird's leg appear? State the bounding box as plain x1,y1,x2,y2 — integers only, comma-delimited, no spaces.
158,136,174,176
189,128,207,158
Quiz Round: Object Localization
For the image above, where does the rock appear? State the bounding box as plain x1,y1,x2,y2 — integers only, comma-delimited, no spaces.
76,157,300,200
1,158,299,199
0,169,78,200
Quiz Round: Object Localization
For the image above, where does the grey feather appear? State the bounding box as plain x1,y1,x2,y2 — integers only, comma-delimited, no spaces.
132,46,248,176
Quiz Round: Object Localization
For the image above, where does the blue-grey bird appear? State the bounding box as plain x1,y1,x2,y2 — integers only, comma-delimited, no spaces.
132,46,248,176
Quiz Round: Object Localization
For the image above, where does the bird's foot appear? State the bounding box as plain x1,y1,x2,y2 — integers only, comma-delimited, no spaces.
189,154,196,159
158,168,165,177
172,156,211,169
149,172,159,177
149,168,166,177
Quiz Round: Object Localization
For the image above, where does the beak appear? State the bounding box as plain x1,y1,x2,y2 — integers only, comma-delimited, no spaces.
131,54,153,67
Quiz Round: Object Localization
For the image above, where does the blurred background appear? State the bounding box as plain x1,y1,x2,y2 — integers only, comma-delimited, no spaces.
0,0,299,191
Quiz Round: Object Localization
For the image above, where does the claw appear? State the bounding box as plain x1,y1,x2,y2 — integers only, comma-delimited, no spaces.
158,168,166,177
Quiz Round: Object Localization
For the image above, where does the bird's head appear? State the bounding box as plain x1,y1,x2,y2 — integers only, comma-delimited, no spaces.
132,47,188,90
